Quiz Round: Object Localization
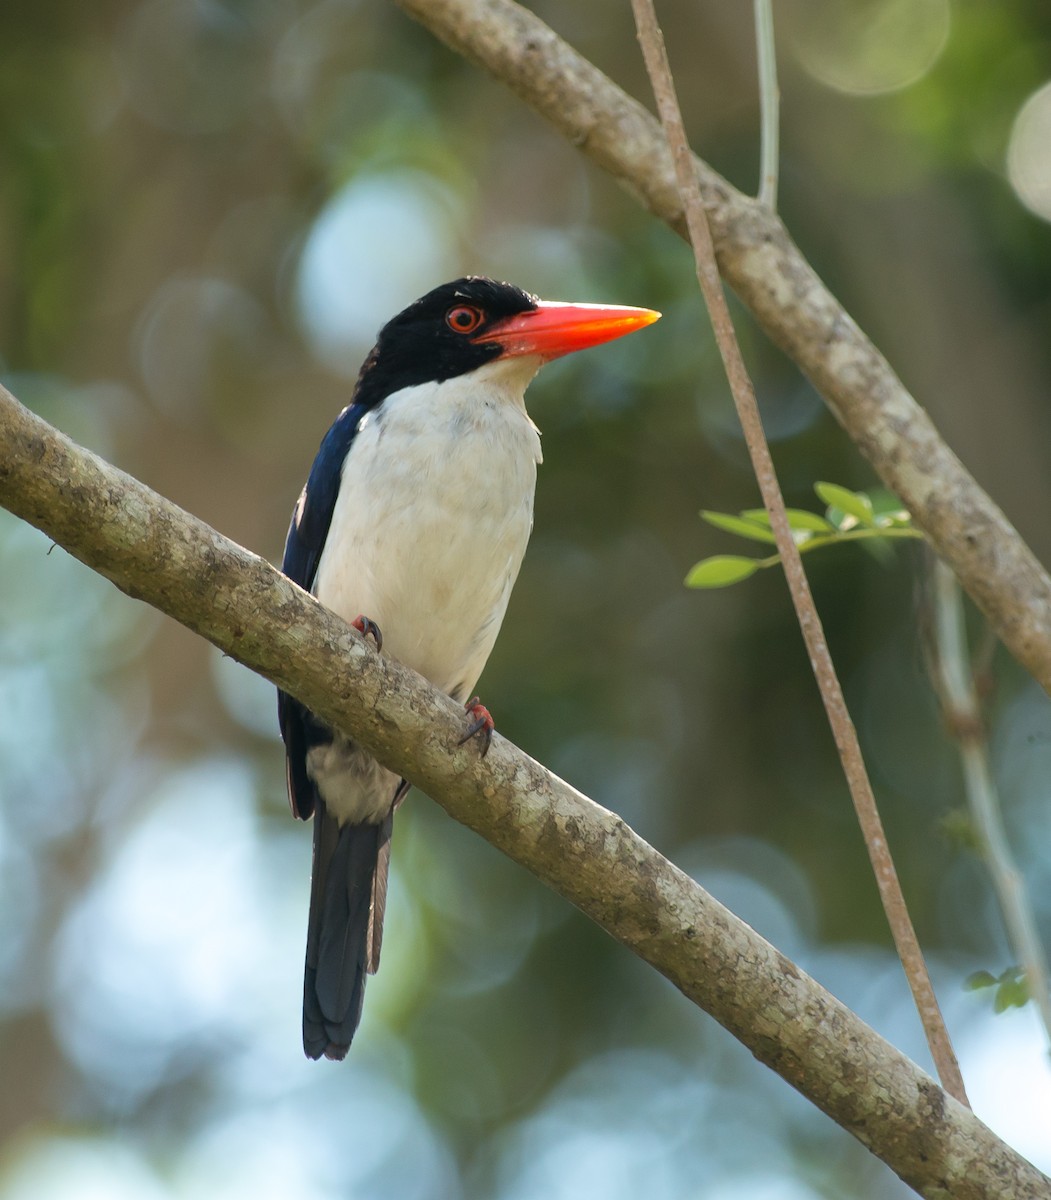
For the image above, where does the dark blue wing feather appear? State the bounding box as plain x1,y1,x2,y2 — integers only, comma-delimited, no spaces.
279,402,367,820
282,402,368,590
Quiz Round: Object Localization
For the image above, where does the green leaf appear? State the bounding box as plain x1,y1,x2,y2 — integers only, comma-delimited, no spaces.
814,482,876,527
685,556,761,588
742,507,836,534
996,969,1030,1010
739,508,773,527
1004,980,1030,1009
701,510,778,544
784,508,836,533
868,487,907,517
992,987,1008,1013
964,970,997,992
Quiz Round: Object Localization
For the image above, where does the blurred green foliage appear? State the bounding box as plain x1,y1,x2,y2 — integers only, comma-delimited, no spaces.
967,966,1031,1014
1,1,1050,1196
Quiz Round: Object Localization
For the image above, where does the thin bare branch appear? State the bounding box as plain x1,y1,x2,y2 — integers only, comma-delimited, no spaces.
389,0,1051,701
753,0,779,208
930,560,1051,1048
630,0,967,1110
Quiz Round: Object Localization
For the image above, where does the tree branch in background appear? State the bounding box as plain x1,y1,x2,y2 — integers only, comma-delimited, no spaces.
389,0,1051,700
929,559,1051,1049
753,0,779,209
630,0,967,1108
0,384,1047,1195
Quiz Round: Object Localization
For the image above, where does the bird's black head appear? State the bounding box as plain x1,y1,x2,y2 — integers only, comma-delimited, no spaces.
351,277,539,410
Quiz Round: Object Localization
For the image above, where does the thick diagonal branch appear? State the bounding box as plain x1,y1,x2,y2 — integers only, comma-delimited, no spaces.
0,388,1046,1196
390,0,1051,697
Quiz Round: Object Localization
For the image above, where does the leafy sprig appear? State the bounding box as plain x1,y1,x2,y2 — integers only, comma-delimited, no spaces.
965,966,1031,1014
686,482,923,589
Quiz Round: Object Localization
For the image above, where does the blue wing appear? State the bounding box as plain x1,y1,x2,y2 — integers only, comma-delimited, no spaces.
282,401,369,592
279,402,367,819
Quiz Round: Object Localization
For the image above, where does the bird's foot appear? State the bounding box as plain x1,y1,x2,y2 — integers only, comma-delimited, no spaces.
457,697,494,758
351,615,383,652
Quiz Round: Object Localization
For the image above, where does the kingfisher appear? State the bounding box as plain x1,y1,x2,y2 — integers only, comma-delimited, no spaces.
278,276,659,1059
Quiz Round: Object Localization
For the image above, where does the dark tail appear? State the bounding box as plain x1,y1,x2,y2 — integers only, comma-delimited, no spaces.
303,806,392,1060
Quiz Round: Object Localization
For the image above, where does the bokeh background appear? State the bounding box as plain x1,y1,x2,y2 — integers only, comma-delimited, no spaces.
2,1,1051,1196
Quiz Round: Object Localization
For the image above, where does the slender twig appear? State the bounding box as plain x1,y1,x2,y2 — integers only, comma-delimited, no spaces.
746,525,925,569
629,0,969,1107
930,559,1051,1050
753,0,779,209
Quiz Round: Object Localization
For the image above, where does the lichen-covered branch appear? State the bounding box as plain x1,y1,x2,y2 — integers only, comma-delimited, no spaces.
0,387,1046,1196
389,0,1051,698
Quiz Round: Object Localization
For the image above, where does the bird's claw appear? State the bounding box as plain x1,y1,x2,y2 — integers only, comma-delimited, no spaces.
457,697,494,757
351,614,383,652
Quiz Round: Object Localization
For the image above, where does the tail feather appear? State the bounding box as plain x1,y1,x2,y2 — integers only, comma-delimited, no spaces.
303,807,391,1061
366,779,407,973
367,830,391,974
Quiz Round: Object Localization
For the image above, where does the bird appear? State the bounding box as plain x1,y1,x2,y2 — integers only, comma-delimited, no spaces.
278,275,659,1060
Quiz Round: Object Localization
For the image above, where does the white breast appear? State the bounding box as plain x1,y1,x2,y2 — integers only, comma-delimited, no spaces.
313,355,544,704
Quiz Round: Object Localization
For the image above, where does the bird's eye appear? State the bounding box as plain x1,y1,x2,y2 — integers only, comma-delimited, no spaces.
446,305,484,334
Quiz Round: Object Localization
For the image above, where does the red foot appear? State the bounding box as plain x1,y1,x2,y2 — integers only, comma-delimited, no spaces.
457,696,494,757
351,614,382,652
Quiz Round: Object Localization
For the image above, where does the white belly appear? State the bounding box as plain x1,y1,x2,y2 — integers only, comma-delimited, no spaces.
309,358,543,822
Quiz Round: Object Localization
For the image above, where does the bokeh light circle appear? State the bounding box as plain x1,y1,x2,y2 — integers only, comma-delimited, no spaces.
786,0,951,96
1007,81,1051,222
294,172,459,377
